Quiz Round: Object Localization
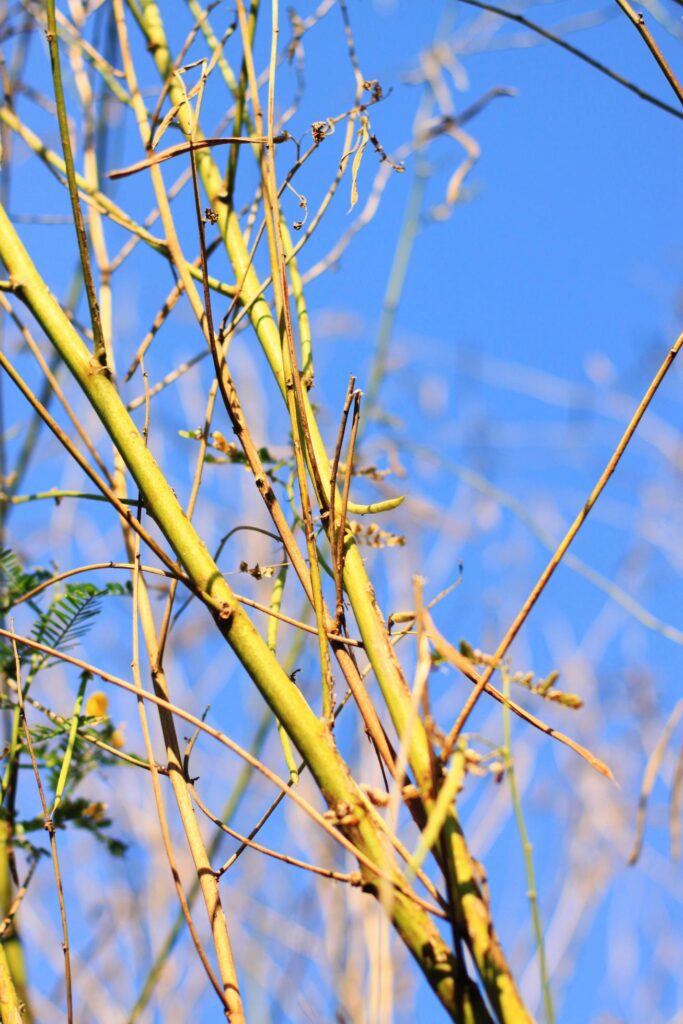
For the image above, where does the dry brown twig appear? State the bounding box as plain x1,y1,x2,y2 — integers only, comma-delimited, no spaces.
444,331,683,758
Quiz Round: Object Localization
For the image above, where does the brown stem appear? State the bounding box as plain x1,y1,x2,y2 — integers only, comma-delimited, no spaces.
444,331,683,755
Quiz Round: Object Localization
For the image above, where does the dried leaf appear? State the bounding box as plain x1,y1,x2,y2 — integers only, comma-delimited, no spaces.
349,116,369,211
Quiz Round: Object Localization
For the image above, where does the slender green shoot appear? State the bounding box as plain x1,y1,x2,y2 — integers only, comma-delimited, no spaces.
50,674,88,818
502,666,554,1024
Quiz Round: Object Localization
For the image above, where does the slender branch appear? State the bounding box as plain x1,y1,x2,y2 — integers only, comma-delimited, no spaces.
191,785,359,884
45,0,107,369
444,331,683,754
502,667,554,1024
329,377,356,627
628,699,683,865
0,291,114,484
131,7,529,1014
613,0,683,107
12,635,73,1022
108,132,290,179
334,390,361,629
426,613,612,778
0,346,187,581
0,199,465,1017
458,0,683,119
0,625,447,922
0,856,38,941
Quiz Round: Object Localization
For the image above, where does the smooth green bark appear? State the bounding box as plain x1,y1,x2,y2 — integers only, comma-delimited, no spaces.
130,5,533,1017
0,200,466,1020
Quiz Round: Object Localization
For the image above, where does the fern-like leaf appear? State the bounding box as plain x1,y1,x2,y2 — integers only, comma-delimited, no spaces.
31,584,105,662
0,547,24,596
0,547,51,611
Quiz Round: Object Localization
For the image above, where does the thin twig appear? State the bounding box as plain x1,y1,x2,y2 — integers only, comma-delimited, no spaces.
45,0,107,368
0,350,191,583
191,785,358,883
444,331,683,756
0,624,446,921
11,633,73,1022
108,133,290,179
335,390,361,629
426,613,612,779
329,376,356,626
613,0,683,107
502,667,554,1024
458,0,683,119
628,699,683,865
0,855,38,941
670,736,683,860
0,291,114,484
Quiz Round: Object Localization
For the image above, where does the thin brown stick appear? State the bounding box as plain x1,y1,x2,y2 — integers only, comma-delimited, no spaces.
0,856,38,940
11,556,359,645
154,381,220,664
334,390,361,629
628,699,683,865
13,561,186,606
458,0,683,119
219,788,290,876
0,291,114,485
236,593,362,646
128,544,231,1014
444,331,683,755
108,133,290,179
670,737,683,860
126,348,210,410
11,634,73,1022
426,613,612,778
0,625,445,922
190,786,360,884
124,270,193,382
329,377,356,627
613,0,683,108
0,350,186,581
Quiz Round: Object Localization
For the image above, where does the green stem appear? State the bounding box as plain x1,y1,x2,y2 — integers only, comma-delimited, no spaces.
365,163,426,418
1,490,143,507
0,197,465,1021
131,628,307,1020
45,0,107,370
267,566,299,784
503,668,554,1024
50,674,88,817
129,8,530,1014
0,940,23,1024
0,108,236,300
